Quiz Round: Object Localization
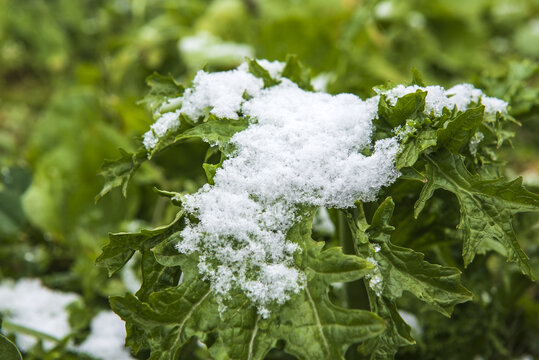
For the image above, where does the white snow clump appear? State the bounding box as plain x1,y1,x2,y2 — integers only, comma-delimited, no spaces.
0,278,133,359
142,60,399,317
142,60,285,151
377,83,508,116
0,278,78,351
143,110,181,150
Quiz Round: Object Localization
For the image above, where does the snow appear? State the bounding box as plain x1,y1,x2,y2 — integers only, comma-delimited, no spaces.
378,83,508,116
0,279,133,359
77,311,133,360
143,110,181,150
172,62,399,316
139,60,510,315
181,67,263,120
0,278,78,351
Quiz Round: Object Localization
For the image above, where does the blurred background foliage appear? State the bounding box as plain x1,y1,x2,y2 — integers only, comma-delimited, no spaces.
0,0,537,359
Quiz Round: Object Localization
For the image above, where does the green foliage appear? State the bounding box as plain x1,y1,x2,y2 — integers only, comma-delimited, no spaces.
94,56,538,359
1,0,538,359
413,151,539,278
0,334,22,360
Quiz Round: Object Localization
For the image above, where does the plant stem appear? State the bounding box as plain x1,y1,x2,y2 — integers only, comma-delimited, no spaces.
2,320,61,344
338,211,367,310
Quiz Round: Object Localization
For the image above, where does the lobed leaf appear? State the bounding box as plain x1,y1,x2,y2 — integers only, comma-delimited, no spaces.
96,211,184,276
138,72,184,113
111,208,385,360
414,150,539,278
247,58,281,88
436,106,484,153
346,198,472,358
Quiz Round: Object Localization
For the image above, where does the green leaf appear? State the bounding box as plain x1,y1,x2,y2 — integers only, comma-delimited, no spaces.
277,243,385,360
113,209,385,360
211,222,386,360
0,334,22,360
175,116,249,152
367,199,472,316
139,72,184,113
415,151,539,279
358,295,414,360
378,90,427,128
96,211,184,276
396,128,437,169
97,115,247,200
282,55,314,91
247,58,281,88
136,250,182,302
95,148,147,201
437,106,484,153
409,68,426,87
202,162,221,185
346,198,472,358
111,256,219,360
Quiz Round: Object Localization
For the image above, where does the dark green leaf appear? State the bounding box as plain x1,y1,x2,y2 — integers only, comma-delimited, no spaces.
96,211,184,276
0,334,22,360
136,250,182,302
396,128,437,169
416,151,539,278
175,116,249,153
378,90,427,128
346,198,472,358
437,106,484,153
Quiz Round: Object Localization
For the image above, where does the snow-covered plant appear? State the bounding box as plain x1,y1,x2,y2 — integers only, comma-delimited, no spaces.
96,57,538,359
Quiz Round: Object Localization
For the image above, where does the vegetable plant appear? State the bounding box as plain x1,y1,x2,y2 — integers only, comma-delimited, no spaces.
96,56,538,360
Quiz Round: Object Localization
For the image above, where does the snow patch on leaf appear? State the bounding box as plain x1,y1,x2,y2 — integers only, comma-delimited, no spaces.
143,110,181,150
378,83,508,116
156,61,400,316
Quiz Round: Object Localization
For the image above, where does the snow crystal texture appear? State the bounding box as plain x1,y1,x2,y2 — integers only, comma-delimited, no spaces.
142,60,508,316
378,83,508,116
148,61,399,317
